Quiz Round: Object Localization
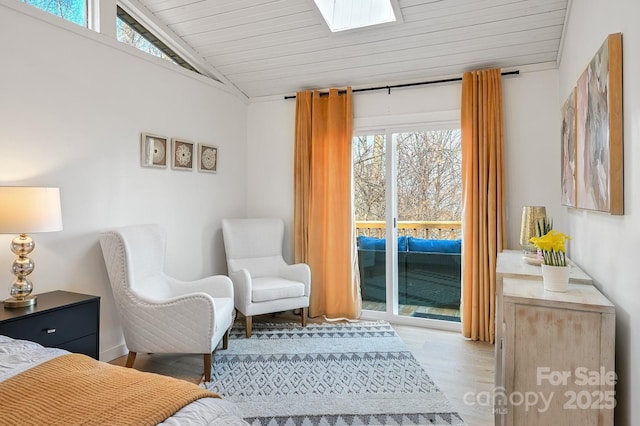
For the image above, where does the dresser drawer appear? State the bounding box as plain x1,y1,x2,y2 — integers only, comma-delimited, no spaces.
59,333,99,358
0,300,98,347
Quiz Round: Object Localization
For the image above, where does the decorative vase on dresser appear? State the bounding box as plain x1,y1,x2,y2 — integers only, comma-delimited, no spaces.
540,263,570,292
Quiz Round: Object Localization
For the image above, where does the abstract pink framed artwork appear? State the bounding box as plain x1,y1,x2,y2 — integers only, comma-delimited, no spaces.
561,88,576,207
574,33,623,214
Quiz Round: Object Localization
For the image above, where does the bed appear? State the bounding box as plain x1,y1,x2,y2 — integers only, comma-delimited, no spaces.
0,335,249,426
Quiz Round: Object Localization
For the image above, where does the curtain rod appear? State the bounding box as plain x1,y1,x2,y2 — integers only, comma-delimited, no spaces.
283,70,520,100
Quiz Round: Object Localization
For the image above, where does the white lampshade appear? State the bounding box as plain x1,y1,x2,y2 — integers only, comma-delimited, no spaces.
0,187,63,234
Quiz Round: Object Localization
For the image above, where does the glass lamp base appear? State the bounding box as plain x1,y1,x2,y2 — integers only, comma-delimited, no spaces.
3,295,37,308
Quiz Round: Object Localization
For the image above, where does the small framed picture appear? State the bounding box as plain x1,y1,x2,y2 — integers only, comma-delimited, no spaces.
171,138,194,170
140,133,168,168
198,143,218,173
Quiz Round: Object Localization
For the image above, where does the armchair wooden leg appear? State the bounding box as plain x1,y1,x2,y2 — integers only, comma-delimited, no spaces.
125,351,137,368
301,307,308,327
245,316,252,338
203,353,212,382
223,327,230,349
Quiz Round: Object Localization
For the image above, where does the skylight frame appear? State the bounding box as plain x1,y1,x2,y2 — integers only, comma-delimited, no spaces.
312,0,403,33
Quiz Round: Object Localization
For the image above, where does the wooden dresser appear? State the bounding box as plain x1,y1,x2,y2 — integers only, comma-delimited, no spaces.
500,279,615,425
494,251,615,425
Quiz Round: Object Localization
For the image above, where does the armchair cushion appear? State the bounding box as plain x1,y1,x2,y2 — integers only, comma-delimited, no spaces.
251,277,305,302
167,275,234,299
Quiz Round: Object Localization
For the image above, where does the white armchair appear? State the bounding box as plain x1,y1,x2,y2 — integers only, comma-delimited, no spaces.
99,224,234,382
221,218,310,337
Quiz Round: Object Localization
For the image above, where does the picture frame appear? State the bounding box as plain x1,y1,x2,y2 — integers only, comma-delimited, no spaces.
198,143,218,173
140,133,168,168
560,88,577,207
575,32,623,214
171,138,195,170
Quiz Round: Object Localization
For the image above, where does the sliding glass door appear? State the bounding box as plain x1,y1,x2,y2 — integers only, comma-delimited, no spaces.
354,127,462,326
353,133,391,313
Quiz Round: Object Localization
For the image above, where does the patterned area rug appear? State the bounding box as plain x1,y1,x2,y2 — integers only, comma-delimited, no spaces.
203,321,465,425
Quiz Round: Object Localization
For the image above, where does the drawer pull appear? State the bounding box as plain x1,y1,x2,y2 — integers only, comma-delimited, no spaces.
46,328,56,334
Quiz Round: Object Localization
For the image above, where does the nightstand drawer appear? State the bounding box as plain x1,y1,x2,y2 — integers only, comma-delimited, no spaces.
0,300,97,347
59,333,99,358
1,291,100,359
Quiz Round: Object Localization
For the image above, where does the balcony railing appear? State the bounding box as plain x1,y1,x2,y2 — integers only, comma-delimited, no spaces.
356,220,462,240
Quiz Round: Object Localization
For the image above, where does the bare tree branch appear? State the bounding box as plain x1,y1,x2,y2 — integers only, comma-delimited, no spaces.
354,130,462,226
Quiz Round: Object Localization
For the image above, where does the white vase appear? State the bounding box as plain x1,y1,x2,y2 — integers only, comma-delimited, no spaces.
541,264,570,292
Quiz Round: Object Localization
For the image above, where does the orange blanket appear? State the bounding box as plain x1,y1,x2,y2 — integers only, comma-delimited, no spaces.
0,353,219,425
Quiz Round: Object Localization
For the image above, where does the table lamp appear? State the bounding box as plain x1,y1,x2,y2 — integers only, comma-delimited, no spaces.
519,205,546,256
0,187,63,308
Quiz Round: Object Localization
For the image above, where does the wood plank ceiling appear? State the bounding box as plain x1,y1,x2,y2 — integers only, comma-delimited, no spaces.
138,0,569,98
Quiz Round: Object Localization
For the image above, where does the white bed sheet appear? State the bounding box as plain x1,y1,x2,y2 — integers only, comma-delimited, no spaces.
0,335,249,426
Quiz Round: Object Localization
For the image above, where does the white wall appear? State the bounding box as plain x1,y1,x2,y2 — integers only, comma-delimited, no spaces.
559,0,640,424
246,98,297,261
247,67,560,259
0,2,248,360
503,69,565,238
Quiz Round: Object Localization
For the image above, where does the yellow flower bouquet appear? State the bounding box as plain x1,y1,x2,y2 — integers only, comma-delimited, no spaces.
529,230,570,267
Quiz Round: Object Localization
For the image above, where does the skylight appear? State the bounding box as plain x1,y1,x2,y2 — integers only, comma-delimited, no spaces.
314,0,397,32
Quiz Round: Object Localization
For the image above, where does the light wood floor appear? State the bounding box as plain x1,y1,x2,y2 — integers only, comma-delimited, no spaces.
109,313,495,426
393,324,494,426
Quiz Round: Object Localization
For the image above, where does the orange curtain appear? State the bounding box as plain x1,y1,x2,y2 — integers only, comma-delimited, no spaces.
461,69,506,343
294,92,312,265
294,88,361,319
